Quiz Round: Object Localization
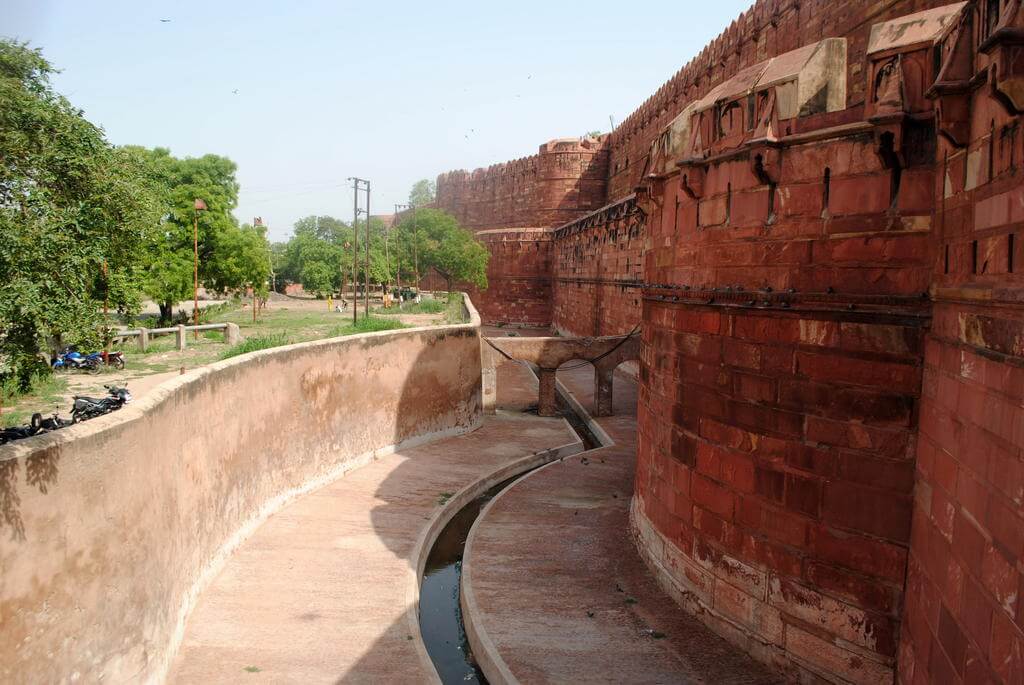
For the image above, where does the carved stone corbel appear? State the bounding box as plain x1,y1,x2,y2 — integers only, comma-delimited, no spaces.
675,160,707,200
981,0,1024,114
926,11,974,146
869,55,909,168
749,144,782,185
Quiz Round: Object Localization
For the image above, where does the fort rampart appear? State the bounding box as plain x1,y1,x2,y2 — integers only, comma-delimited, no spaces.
436,0,1024,681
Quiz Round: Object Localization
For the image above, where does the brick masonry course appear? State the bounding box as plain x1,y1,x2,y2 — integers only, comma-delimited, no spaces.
434,0,1024,682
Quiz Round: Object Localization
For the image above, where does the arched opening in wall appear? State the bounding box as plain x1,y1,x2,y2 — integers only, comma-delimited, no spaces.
556,358,598,415
989,120,996,182
822,167,831,215
610,359,640,418
726,183,732,224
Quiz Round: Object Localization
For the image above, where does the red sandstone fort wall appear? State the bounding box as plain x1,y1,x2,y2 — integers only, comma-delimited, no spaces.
606,0,934,199
551,195,645,337
434,0,1024,682
435,138,609,233
898,23,1024,683
463,228,554,327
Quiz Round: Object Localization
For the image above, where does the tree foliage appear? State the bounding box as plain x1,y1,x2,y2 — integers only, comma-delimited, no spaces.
277,215,396,296
408,178,436,207
0,40,160,385
391,209,488,291
127,146,271,320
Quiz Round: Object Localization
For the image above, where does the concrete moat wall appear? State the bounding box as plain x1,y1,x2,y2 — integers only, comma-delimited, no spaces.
0,297,482,683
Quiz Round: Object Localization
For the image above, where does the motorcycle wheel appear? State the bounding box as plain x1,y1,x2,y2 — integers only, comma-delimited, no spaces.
87,362,101,376
113,358,125,370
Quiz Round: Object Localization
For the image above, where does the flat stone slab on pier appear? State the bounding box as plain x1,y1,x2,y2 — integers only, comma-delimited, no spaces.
463,364,780,684
168,360,576,683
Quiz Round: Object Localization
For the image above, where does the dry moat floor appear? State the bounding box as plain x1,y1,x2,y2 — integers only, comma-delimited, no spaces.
169,350,776,683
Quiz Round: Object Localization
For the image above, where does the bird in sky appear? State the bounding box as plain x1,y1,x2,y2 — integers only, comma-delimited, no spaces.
159,18,171,23
232,89,239,95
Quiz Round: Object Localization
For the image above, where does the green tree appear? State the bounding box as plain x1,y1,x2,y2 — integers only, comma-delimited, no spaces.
278,215,397,296
0,41,159,385
392,209,488,291
214,223,272,299
129,146,261,321
408,179,436,207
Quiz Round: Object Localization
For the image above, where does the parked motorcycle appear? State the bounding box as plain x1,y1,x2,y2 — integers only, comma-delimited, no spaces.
32,412,74,432
52,347,101,375
102,351,125,370
0,423,42,445
71,385,132,423
0,412,77,444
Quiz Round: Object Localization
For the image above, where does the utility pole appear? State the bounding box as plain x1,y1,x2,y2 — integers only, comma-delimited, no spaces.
253,217,263,323
394,203,412,306
364,181,371,318
413,203,419,287
193,198,207,339
348,179,360,324
102,259,109,357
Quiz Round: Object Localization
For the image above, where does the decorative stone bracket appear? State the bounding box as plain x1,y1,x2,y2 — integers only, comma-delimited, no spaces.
676,159,707,200
981,0,1024,113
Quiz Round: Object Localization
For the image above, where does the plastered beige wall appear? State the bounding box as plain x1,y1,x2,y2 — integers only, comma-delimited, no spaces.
0,297,482,683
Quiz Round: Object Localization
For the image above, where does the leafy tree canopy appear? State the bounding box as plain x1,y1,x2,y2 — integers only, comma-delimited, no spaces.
408,178,436,207
126,145,269,320
392,209,488,291
0,40,160,385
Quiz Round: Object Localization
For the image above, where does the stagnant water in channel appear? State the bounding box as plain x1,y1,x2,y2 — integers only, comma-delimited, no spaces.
419,400,602,684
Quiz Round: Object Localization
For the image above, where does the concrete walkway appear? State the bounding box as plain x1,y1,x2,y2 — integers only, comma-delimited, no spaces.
168,360,577,683
463,364,780,684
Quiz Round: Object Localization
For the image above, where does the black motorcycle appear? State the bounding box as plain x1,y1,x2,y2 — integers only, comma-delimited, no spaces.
71,385,132,423
0,409,78,445
0,423,42,445
32,412,74,432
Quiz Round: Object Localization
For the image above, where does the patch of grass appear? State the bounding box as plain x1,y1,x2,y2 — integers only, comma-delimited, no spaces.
437,492,455,505
443,294,467,324
219,334,290,360
1,371,69,428
625,596,638,605
329,316,409,338
243,665,261,673
203,330,224,343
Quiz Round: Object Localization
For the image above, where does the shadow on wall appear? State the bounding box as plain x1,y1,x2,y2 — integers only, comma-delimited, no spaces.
0,304,483,683
0,444,60,543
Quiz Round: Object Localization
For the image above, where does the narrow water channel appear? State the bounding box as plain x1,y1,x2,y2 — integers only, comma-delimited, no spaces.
418,396,602,684
419,476,516,684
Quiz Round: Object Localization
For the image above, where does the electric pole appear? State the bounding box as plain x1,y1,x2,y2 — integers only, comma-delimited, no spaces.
347,177,370,323
349,180,359,324
364,181,371,318
413,203,419,288
193,198,207,338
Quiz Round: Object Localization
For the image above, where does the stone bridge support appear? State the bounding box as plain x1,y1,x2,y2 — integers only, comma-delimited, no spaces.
482,334,640,417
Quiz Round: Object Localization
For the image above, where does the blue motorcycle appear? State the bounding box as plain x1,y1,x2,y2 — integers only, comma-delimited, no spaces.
52,347,101,375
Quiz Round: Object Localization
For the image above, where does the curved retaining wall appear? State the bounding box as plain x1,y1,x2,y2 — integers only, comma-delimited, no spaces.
0,296,483,683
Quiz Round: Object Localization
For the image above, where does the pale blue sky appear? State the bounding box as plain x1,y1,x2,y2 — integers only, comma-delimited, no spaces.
4,0,751,241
